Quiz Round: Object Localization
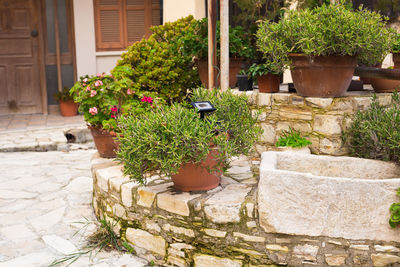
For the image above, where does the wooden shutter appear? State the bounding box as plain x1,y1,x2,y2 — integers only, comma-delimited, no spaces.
126,0,146,43
151,0,161,27
94,0,125,51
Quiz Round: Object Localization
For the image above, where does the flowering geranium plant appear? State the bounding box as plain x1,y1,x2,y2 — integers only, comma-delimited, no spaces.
70,65,164,131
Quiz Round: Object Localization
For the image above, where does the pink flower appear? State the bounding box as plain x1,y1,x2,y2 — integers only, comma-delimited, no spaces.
86,86,91,91
111,106,118,113
141,96,153,104
89,107,98,115
127,89,134,95
111,114,116,119
90,90,97,97
83,78,88,83
96,73,103,78
94,80,103,87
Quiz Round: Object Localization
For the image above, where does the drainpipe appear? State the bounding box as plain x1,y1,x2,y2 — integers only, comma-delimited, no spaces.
220,0,229,91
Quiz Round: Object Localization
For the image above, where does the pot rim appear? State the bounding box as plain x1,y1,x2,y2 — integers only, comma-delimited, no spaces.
288,53,356,59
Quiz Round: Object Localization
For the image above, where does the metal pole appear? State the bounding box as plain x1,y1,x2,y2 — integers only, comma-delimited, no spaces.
220,0,229,91
207,0,217,89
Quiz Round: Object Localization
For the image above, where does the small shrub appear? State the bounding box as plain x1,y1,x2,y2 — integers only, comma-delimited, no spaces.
275,128,312,148
344,91,400,163
54,87,74,102
389,188,400,228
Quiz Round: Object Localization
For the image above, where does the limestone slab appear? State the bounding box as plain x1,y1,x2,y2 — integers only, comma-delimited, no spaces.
157,190,200,217
325,254,346,266
126,228,166,256
42,235,77,255
162,223,195,237
371,254,400,267
30,207,65,232
0,224,37,240
313,115,342,135
305,97,333,108
204,184,251,223
203,228,227,238
96,166,123,191
137,182,173,208
258,151,400,242
193,254,242,267
233,232,265,242
121,181,140,207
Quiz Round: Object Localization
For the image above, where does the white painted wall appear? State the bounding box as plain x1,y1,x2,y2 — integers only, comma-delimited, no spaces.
73,0,97,78
163,0,205,22
96,52,124,74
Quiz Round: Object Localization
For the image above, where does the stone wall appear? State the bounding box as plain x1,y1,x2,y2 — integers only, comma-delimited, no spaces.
238,89,394,156
91,153,400,267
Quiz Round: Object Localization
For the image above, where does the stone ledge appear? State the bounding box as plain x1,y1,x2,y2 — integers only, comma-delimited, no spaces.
92,152,400,267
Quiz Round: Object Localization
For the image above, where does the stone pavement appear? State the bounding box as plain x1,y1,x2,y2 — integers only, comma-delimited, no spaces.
0,114,93,152
0,150,149,267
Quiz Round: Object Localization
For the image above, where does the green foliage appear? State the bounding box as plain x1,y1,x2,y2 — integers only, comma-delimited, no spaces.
256,2,395,67
70,67,163,129
54,87,74,102
233,0,285,25
344,91,400,163
390,188,400,228
181,18,255,60
275,128,312,148
118,16,200,102
117,89,262,184
248,62,282,79
393,33,400,53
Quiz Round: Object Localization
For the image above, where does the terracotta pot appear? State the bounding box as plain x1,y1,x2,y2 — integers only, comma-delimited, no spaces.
195,58,244,88
289,54,357,97
359,64,382,84
89,126,119,158
258,74,280,93
370,77,400,93
59,100,78,117
393,53,400,69
171,148,222,192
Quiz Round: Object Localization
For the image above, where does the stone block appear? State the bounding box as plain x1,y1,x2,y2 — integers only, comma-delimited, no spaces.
203,228,227,238
350,245,370,251
246,203,254,217
258,93,272,106
225,165,253,181
371,254,400,267
167,256,187,267
265,244,289,253
109,176,130,193
112,203,126,218
121,181,140,207
204,184,251,223
157,190,201,217
319,138,343,155
136,182,173,208
279,106,313,121
273,93,290,103
126,228,166,256
353,97,372,111
331,100,354,111
162,223,195,237
233,232,265,242
293,244,319,262
145,220,161,232
377,94,392,106
291,95,305,105
374,245,400,253
325,254,346,266
305,97,333,108
313,115,343,135
260,123,276,144
193,254,242,267
246,221,257,229
96,166,124,192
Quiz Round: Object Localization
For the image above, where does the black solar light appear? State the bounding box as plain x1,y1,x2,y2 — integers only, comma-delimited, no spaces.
191,101,216,119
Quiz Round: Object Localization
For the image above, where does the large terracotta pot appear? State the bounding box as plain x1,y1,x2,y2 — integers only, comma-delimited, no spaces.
370,77,400,93
258,74,280,93
359,64,382,85
393,53,400,69
171,148,222,192
195,58,244,88
289,54,357,97
59,100,78,117
89,126,118,158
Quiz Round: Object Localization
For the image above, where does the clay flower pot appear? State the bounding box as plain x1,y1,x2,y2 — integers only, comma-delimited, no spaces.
258,74,280,93
370,77,400,93
289,54,357,97
59,100,78,117
171,147,222,192
393,53,400,69
89,126,119,158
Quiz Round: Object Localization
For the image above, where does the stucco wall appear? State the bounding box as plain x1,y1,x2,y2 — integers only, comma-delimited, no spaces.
163,0,205,22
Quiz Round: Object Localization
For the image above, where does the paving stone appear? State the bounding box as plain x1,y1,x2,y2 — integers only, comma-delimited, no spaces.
0,189,38,199
226,165,253,180
0,224,37,240
204,184,251,223
157,190,200,216
30,207,66,232
137,182,173,208
193,254,242,267
42,235,77,255
0,252,51,267
126,228,166,256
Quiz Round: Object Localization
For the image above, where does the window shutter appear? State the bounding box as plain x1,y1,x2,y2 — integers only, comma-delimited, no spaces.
126,0,146,43
151,0,161,26
94,0,125,50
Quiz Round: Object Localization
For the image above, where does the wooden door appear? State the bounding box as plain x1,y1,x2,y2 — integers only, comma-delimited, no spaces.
0,0,42,115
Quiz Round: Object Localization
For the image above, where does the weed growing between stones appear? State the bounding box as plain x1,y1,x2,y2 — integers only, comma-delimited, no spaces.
48,216,135,266
275,128,312,148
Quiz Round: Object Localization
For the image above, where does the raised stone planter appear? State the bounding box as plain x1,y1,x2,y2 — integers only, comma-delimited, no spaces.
91,153,400,267
236,89,395,156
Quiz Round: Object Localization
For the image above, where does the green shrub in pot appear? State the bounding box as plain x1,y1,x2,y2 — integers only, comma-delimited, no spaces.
116,89,262,184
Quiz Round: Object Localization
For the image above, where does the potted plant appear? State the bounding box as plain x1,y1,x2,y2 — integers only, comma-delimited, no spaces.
70,66,162,158
248,62,281,93
116,88,262,191
182,18,255,88
256,3,393,97
54,87,78,117
369,66,400,93
236,69,253,91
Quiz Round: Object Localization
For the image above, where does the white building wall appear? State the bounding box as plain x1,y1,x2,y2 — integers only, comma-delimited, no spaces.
163,0,205,22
